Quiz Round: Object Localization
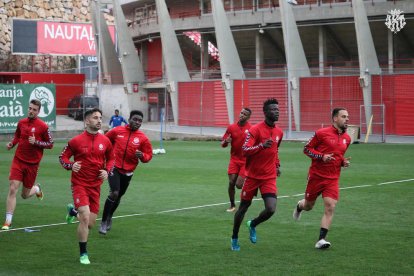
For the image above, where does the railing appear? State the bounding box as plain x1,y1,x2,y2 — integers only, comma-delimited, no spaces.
129,0,402,28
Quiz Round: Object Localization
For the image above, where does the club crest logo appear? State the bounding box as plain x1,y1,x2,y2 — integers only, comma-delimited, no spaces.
29,86,55,117
133,137,140,145
385,9,406,34
99,144,104,150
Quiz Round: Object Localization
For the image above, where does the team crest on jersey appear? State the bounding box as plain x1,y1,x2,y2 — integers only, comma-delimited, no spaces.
98,144,104,150
245,130,249,133
31,127,36,133
275,136,279,142
343,139,347,144
132,137,140,145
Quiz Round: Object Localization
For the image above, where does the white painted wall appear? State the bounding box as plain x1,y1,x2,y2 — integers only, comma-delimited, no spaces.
98,84,149,124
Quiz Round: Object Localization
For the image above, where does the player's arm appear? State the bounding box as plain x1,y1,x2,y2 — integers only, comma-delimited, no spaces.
34,127,54,149
59,143,75,170
105,142,115,174
105,128,117,145
109,116,114,127
221,129,231,147
122,117,128,124
303,132,324,160
8,122,21,149
242,131,263,156
275,131,283,174
137,138,153,163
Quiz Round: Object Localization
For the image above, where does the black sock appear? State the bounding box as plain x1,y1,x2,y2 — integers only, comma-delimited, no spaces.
69,208,78,217
250,219,257,228
230,201,235,207
319,228,328,240
231,233,238,239
79,242,87,256
296,204,302,213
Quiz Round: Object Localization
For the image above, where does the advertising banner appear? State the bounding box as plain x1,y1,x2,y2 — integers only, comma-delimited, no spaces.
12,19,116,55
0,84,56,133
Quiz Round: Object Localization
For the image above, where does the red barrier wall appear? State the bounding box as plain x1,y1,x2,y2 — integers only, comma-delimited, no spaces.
0,72,85,115
178,81,228,127
177,75,413,135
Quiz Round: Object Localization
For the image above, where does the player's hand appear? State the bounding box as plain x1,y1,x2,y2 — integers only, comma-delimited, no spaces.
98,169,108,180
323,153,335,162
277,167,281,177
6,142,13,150
343,157,351,167
262,138,273,148
135,150,143,158
225,134,232,143
72,161,82,172
28,134,36,145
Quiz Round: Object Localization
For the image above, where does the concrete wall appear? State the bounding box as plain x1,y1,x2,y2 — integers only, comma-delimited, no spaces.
98,84,149,122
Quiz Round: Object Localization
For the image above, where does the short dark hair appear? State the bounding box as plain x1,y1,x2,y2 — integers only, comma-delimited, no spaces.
263,98,279,112
332,107,347,119
30,99,42,110
243,107,252,115
130,110,144,119
84,108,102,119
115,109,119,113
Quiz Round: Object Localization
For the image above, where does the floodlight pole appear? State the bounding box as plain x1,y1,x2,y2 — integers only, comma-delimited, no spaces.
96,0,102,97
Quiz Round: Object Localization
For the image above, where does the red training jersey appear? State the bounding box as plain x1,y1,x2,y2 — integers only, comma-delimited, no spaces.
304,125,351,179
59,131,115,187
105,125,153,174
242,121,283,179
11,117,53,164
221,121,252,162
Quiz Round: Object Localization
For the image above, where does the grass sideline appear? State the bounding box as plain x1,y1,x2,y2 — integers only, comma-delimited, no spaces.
0,140,413,275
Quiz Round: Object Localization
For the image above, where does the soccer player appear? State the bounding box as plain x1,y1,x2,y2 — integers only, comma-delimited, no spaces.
99,110,153,235
221,108,252,212
231,98,283,251
59,108,115,265
2,99,53,230
109,109,127,128
293,107,351,249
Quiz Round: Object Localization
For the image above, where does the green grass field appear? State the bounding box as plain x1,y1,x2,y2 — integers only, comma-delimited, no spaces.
0,140,413,275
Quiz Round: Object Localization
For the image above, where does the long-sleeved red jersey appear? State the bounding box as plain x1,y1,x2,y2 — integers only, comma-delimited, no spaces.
105,125,153,174
221,122,252,162
304,125,351,179
59,131,115,187
11,117,53,164
242,121,283,180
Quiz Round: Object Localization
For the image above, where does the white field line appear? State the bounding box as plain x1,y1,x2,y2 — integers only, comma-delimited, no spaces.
1,178,413,233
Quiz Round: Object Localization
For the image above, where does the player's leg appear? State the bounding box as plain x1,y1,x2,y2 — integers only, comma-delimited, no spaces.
235,163,246,190
314,196,337,249
100,169,120,234
106,174,132,231
77,205,91,263
77,205,91,241
250,194,277,228
315,179,339,249
227,174,237,212
293,175,320,220
231,199,251,250
2,180,22,229
110,173,132,215
231,178,256,250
